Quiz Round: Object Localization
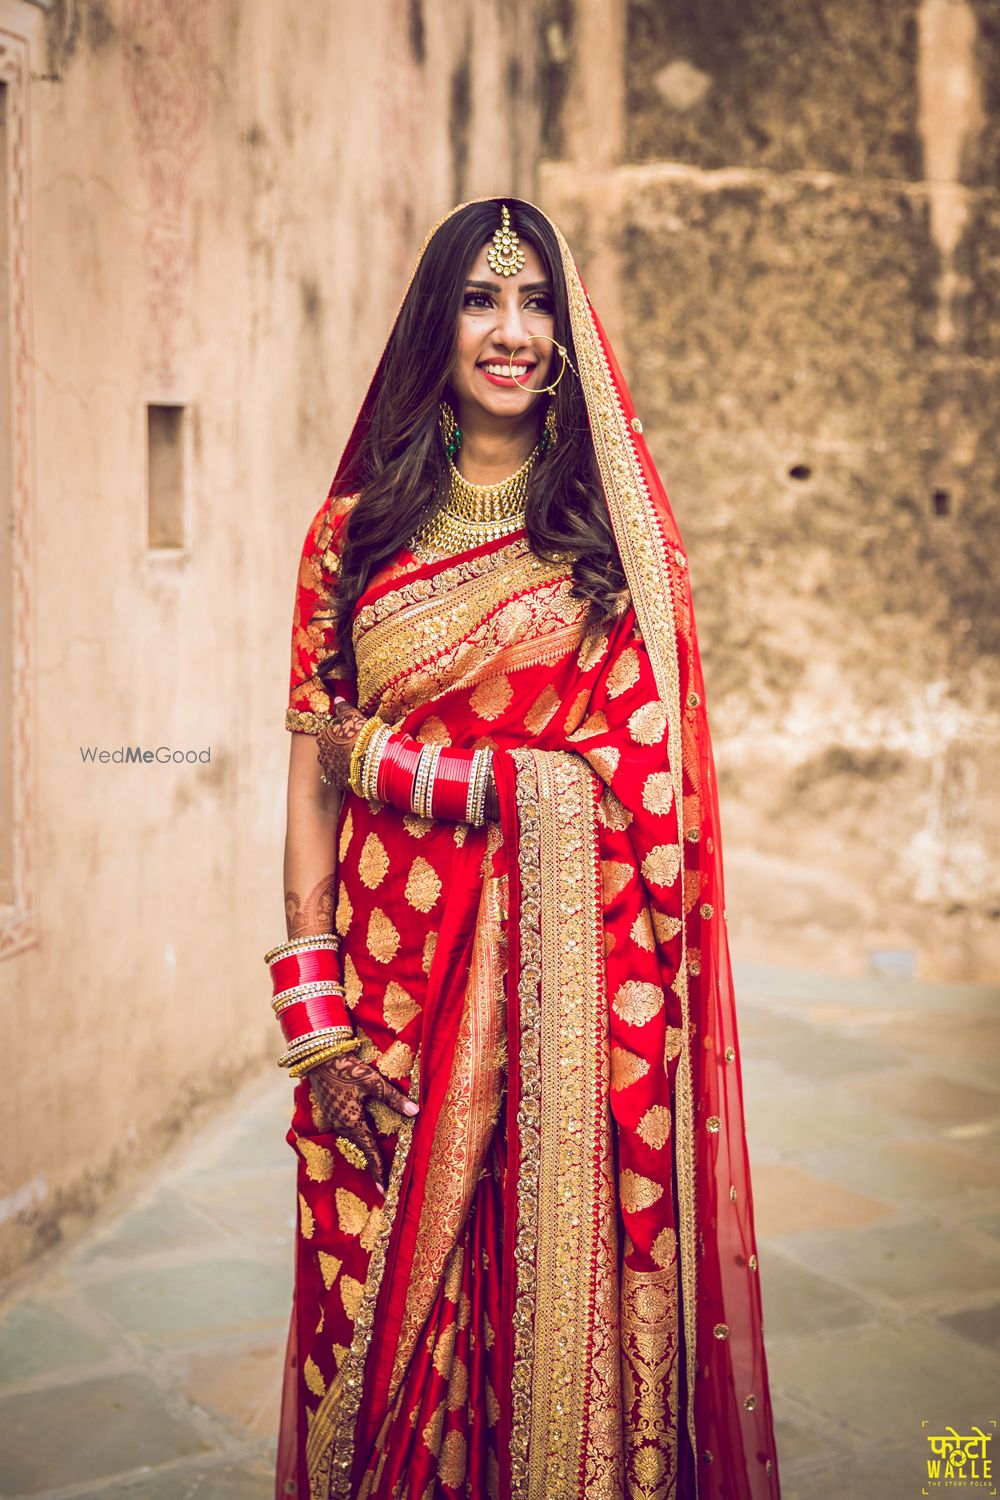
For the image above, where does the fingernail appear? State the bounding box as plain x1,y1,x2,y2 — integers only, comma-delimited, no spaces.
403,1101,419,1116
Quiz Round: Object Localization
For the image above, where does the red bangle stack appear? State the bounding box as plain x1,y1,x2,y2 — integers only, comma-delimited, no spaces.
263,933,359,1075
429,748,474,822
376,733,423,808
352,722,493,827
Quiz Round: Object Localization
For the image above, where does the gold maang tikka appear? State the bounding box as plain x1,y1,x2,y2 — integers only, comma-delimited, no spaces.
487,204,526,278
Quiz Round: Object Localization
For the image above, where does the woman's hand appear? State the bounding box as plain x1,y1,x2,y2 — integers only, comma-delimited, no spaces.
316,697,367,790
308,1052,419,1191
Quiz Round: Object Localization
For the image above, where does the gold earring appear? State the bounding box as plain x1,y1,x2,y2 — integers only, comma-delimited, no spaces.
542,402,558,452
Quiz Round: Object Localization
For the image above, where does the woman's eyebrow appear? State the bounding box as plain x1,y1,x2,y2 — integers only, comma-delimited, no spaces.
464,278,552,293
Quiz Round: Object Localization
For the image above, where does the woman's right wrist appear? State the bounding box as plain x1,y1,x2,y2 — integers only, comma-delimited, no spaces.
348,718,494,827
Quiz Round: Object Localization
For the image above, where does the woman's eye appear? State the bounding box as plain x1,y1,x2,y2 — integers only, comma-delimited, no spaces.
462,292,554,312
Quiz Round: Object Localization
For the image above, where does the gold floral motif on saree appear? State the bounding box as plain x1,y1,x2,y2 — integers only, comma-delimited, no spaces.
366,907,400,963
381,980,420,1034
611,1049,650,1093
621,1170,665,1213
606,646,641,699
404,855,442,913
342,953,362,1008
642,771,675,816
358,832,390,889
335,1188,369,1236
599,788,633,831
631,909,656,951
602,858,635,903
577,627,610,672
642,844,682,888
612,979,664,1027
523,682,563,734
296,1137,334,1183
637,1106,673,1150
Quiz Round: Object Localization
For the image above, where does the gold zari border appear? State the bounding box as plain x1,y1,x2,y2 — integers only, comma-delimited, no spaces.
355,547,571,712
552,234,698,1481
510,749,621,1500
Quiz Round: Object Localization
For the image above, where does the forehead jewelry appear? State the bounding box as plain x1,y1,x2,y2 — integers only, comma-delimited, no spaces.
487,203,526,278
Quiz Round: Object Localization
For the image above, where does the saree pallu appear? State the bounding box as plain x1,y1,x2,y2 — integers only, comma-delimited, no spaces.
279,490,779,1500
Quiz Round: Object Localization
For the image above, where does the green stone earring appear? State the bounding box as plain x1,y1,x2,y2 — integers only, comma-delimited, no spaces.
439,399,462,458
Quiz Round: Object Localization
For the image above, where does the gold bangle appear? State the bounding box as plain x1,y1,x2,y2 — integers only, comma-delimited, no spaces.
478,750,494,825
273,987,346,1015
272,979,346,1010
463,748,484,825
264,933,339,967
410,744,432,818
276,1025,355,1063
348,717,383,797
277,1025,354,1058
361,724,393,803
469,748,493,827
419,744,443,819
286,1037,361,1076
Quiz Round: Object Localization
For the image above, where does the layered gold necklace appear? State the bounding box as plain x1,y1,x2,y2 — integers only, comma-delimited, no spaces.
410,444,539,561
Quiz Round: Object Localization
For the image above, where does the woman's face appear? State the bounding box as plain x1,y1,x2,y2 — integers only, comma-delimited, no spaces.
448,238,556,425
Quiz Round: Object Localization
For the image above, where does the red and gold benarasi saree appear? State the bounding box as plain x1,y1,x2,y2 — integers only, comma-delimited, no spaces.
277,201,781,1500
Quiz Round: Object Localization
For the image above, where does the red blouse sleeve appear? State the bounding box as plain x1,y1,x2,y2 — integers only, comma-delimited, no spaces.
285,492,359,734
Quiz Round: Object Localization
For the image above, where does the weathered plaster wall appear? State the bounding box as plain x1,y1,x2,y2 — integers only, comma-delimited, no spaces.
541,0,1000,982
0,0,540,1278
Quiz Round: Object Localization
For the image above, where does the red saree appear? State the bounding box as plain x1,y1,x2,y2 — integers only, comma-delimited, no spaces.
277,200,781,1500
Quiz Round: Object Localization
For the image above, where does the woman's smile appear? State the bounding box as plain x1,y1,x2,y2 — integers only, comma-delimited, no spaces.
477,359,536,387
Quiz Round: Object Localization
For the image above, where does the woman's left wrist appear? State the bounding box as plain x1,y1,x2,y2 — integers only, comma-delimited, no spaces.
264,933,360,1075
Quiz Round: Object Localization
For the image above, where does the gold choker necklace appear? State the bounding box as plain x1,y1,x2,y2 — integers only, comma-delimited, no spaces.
411,445,539,560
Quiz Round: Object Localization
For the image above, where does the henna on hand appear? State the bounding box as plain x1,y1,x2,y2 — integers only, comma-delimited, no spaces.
316,700,368,790
308,1052,419,1191
285,873,336,938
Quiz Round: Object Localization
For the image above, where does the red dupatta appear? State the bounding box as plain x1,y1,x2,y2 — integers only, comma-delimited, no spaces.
278,198,780,1500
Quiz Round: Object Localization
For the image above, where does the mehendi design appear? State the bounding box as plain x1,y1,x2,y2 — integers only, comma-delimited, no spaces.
286,873,337,938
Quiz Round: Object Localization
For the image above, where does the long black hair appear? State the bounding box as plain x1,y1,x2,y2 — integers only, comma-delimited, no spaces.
324,198,627,683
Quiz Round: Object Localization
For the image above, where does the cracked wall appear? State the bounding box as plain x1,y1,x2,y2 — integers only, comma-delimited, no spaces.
540,0,1000,982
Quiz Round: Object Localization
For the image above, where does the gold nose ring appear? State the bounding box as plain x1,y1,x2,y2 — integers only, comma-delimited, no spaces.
507,334,569,396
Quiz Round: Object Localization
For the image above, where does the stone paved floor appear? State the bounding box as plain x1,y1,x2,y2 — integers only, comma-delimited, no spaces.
0,964,997,1499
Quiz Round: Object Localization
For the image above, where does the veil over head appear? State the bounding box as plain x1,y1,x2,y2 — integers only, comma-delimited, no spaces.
295,197,780,1500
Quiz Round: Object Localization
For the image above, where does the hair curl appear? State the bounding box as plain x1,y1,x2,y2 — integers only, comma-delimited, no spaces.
323,198,627,686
